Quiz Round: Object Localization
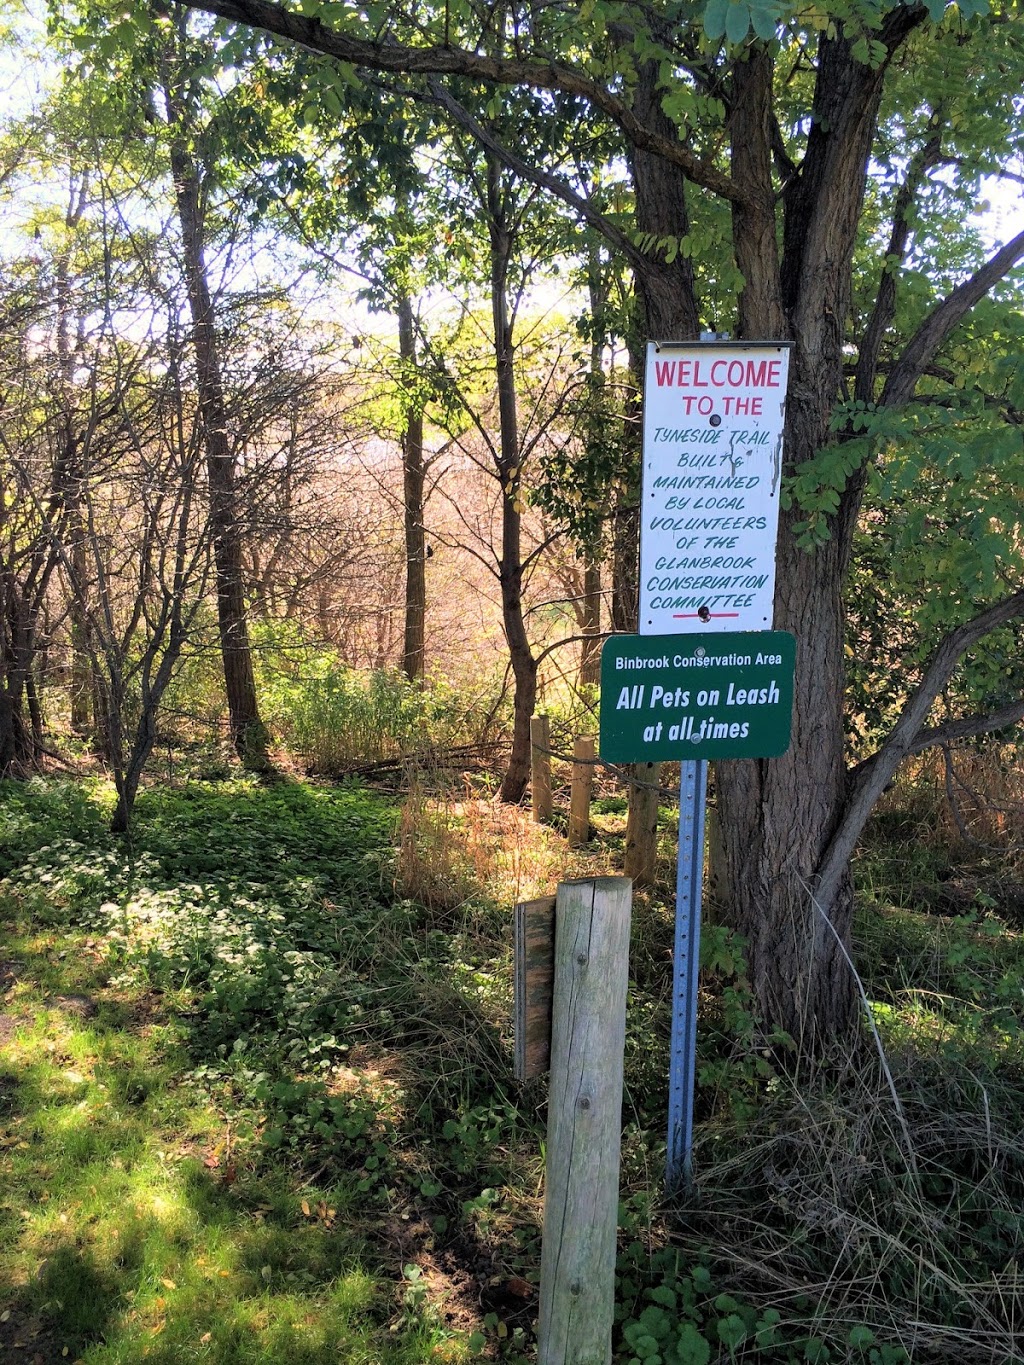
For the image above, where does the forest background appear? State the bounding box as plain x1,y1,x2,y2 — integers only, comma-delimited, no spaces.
2,0,1024,1359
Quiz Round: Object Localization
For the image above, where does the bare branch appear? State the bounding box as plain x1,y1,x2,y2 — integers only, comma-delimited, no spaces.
855,128,943,404
534,629,612,667
848,697,1024,785
815,588,1024,906
423,80,653,276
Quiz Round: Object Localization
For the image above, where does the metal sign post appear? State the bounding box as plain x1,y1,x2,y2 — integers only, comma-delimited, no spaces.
667,758,707,1189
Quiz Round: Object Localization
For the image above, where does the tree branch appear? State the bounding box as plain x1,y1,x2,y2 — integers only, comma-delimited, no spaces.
814,588,1024,907
170,0,746,201
854,127,943,404
848,697,1024,786
882,226,1024,408
423,80,652,276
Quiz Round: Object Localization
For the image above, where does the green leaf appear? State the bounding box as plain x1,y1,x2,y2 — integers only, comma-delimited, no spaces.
749,3,778,40
674,1323,712,1365
703,0,730,39
725,1,751,44
717,1313,748,1352
647,1285,677,1308
848,1325,876,1349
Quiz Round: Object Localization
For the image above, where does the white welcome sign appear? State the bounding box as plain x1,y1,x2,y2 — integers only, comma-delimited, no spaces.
638,341,791,636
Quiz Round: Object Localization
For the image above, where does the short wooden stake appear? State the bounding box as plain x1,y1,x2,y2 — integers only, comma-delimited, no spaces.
624,762,661,886
531,715,553,823
513,895,557,1082
538,877,632,1365
567,736,595,847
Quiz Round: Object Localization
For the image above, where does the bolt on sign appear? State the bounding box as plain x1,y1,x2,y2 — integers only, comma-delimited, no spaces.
639,341,791,637
600,632,795,763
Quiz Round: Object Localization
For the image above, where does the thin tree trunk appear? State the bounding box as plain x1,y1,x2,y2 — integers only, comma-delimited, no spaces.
610,498,639,634
483,152,537,803
398,292,427,682
579,558,602,688
163,51,267,766
579,239,605,690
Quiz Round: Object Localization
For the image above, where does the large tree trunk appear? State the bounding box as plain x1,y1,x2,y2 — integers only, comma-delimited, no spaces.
715,495,852,1044
398,293,427,683
163,51,267,766
708,25,921,1042
0,499,58,778
624,32,916,1041
0,619,35,777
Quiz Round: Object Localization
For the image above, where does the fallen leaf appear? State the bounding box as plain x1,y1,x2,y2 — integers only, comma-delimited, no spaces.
506,1276,534,1298
200,1333,211,1344
0,1310,10,1322
160,1279,176,1291
301,1200,311,1217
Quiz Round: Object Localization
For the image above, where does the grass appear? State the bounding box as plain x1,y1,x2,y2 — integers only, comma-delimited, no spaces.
1,769,1023,1362
0,778,510,1363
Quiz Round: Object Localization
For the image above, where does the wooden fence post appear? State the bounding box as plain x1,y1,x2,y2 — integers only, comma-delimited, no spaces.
538,877,632,1365
531,715,553,823
567,736,595,847
624,762,661,886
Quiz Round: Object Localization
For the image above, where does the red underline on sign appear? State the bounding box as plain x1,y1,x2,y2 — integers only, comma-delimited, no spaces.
673,612,740,618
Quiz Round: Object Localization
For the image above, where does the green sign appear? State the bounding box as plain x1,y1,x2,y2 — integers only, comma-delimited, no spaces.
599,632,795,762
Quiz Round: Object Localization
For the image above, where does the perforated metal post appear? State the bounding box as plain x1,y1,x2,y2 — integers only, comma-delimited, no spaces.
667,758,708,1189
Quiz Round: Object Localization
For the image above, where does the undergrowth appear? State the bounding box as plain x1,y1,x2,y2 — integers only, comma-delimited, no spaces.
1,773,1022,1362
251,628,490,772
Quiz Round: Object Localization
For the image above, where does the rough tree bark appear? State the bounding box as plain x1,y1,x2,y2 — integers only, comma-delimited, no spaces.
579,558,602,688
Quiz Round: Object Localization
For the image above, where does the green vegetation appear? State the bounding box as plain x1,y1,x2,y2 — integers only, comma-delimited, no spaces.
2,771,1022,1361
253,631,490,772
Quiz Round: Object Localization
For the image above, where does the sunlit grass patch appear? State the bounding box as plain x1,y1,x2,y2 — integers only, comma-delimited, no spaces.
0,969,477,1362
0,779,502,1363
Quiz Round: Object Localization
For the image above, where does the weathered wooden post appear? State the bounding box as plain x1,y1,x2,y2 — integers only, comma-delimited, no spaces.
538,877,632,1365
513,895,557,1082
624,762,661,886
531,714,553,824
567,736,595,847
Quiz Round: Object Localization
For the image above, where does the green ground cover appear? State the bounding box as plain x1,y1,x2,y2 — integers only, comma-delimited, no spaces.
1,776,1022,1363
